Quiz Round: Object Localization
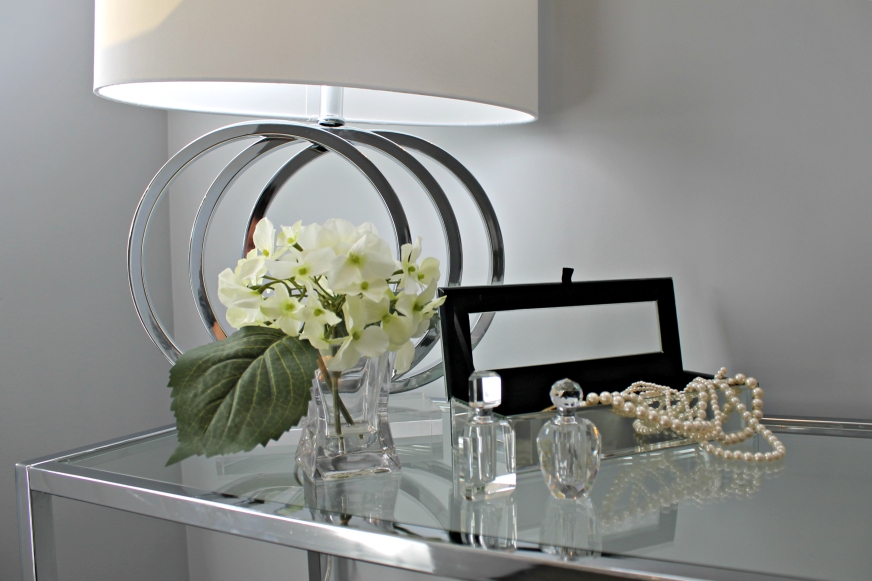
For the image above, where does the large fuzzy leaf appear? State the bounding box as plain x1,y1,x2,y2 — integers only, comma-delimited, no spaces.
166,326,319,465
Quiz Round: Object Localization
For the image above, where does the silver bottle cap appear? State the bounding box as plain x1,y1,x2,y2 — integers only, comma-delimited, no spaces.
550,378,583,412
469,370,502,409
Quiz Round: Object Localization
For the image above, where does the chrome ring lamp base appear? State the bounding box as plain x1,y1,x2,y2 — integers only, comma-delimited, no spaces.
128,120,504,393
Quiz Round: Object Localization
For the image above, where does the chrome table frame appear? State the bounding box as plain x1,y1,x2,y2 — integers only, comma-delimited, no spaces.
17,417,872,581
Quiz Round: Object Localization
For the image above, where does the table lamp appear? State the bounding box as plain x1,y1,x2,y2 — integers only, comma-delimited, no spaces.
94,0,537,126
94,0,538,392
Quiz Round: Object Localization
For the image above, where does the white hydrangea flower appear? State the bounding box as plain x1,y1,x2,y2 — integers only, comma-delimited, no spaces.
328,296,389,371
276,220,302,249
398,237,423,291
216,216,442,376
217,268,267,329
217,268,262,311
232,251,267,285
414,256,440,288
328,234,396,292
252,218,277,259
338,277,390,302
300,322,330,351
267,247,334,282
260,284,304,336
226,305,268,329
359,295,415,350
394,340,416,374
395,280,447,336
299,295,342,329
297,218,374,255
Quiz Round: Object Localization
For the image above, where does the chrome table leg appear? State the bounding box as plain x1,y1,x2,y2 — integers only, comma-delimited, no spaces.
16,463,57,581
308,550,323,581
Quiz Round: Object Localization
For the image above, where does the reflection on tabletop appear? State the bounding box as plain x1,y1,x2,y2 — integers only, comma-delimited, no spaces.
195,430,782,560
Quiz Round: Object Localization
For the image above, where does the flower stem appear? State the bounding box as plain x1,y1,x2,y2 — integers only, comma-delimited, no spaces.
316,355,354,434
331,370,342,437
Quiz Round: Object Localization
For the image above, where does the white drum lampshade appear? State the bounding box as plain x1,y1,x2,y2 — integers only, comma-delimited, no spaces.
94,0,538,126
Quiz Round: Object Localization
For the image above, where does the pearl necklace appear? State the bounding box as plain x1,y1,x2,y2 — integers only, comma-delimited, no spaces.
579,368,786,463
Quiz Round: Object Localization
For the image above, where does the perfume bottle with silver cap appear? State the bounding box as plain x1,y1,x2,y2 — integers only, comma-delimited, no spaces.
537,378,601,499
456,371,516,500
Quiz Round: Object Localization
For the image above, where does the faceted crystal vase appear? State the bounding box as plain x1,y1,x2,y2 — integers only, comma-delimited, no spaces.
537,379,601,499
296,351,400,480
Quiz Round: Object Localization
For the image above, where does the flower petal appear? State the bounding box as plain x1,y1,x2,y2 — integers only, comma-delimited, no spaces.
412,318,431,338
358,278,389,302
383,313,414,348
418,279,439,304
301,323,330,350
394,340,415,373
277,316,301,336
304,247,336,276
356,221,379,238
342,295,365,333
266,258,296,279
253,218,276,258
277,220,302,247
328,336,360,371
235,256,267,284
394,291,417,319
416,256,440,287
355,326,389,358
329,253,364,290
361,295,390,325
421,294,447,316
226,307,264,329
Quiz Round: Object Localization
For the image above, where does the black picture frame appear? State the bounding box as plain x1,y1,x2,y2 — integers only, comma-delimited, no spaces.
438,277,709,416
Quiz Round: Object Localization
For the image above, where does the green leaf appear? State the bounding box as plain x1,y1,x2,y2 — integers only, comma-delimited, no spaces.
166,326,319,465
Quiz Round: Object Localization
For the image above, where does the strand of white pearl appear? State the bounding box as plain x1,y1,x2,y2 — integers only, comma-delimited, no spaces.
579,368,786,463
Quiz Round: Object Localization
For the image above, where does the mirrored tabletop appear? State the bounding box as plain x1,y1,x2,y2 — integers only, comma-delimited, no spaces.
20,395,872,581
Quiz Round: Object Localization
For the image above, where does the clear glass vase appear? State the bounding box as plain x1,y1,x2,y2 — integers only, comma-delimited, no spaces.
295,351,401,480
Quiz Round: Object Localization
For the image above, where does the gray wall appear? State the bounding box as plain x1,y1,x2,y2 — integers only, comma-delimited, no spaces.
166,1,872,580
170,0,872,423
4,0,872,580
0,1,186,579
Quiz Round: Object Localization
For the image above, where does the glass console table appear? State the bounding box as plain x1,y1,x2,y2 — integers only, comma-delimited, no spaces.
16,394,872,581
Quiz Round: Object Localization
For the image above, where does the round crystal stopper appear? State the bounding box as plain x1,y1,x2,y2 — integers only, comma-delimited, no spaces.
550,378,583,412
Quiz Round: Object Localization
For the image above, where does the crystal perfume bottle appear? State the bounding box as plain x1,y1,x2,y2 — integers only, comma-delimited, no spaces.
456,371,517,501
537,378,601,499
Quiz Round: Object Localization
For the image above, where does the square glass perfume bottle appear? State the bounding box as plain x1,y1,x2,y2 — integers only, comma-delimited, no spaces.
537,378,601,499
455,371,516,501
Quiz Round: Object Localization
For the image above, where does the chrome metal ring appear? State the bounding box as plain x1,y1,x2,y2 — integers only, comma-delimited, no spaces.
239,127,469,391
191,137,295,339
375,131,505,391
129,121,504,394
129,121,410,363
188,125,411,341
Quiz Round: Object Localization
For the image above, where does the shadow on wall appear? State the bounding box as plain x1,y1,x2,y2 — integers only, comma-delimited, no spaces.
539,0,599,120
